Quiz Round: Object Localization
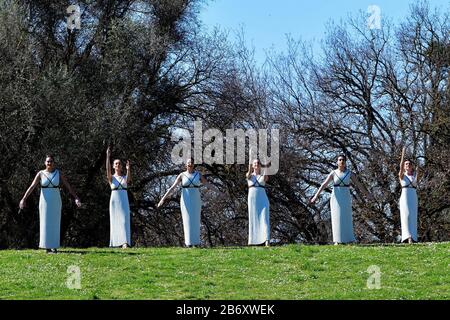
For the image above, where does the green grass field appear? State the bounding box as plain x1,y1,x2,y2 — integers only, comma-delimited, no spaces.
0,243,448,300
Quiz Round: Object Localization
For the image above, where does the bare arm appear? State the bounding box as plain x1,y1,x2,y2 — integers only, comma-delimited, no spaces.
106,146,112,184
263,167,269,182
310,172,334,203
157,174,182,207
19,172,41,209
263,163,271,182
415,165,421,183
245,164,252,180
60,172,81,207
399,147,405,180
125,160,131,185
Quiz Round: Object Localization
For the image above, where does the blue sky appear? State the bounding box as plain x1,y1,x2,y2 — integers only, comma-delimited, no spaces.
199,0,449,64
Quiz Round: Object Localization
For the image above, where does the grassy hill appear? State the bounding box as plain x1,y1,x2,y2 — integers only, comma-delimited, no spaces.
0,243,448,300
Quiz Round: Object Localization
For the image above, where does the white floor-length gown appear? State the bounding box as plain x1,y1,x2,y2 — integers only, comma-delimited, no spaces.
109,175,131,247
247,174,270,245
399,174,418,242
39,170,62,249
330,170,356,243
180,171,202,246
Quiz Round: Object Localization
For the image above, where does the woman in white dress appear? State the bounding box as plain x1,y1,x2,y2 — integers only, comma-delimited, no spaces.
246,159,270,247
19,154,81,253
310,154,371,244
398,147,421,244
106,147,131,248
157,158,218,247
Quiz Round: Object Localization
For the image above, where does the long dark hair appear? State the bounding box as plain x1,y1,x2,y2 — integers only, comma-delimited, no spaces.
184,157,195,170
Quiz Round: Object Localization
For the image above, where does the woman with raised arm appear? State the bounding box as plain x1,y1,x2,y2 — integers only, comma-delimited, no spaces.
19,154,81,253
246,159,270,247
106,146,131,249
398,147,420,244
157,158,218,248
310,154,371,245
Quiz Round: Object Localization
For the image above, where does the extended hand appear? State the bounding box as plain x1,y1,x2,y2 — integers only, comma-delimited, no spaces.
19,199,26,209
126,160,130,170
